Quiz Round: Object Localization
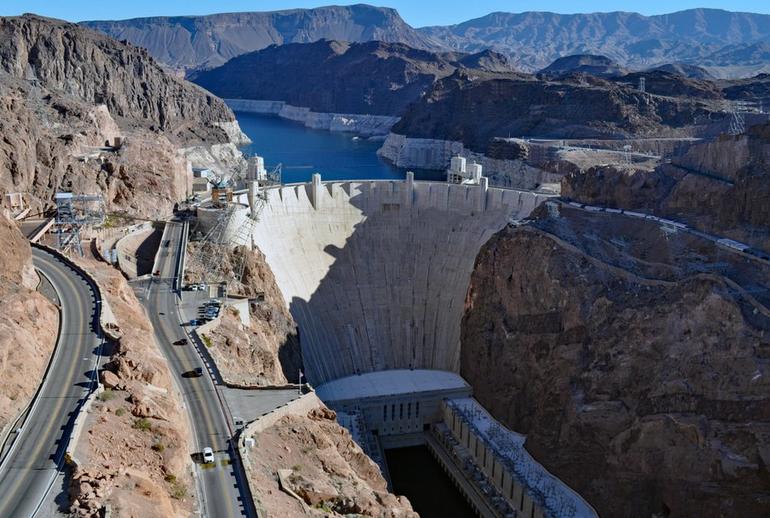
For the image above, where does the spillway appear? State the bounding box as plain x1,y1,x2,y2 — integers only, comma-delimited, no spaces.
250,174,550,386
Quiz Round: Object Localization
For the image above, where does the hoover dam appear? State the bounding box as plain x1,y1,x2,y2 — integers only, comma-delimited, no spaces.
249,173,548,385
238,173,596,516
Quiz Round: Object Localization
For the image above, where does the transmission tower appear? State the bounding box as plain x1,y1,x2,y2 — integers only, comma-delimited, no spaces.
54,192,106,256
727,100,746,136
193,156,278,285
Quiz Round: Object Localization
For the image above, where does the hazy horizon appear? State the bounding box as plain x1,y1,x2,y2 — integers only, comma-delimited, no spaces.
1,1,770,27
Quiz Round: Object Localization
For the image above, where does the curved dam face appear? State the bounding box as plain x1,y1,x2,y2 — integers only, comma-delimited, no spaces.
250,177,550,385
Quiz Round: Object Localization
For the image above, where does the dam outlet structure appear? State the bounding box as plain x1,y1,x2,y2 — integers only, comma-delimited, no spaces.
238,173,595,517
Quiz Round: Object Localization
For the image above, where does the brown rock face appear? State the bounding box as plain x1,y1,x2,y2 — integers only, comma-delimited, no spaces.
460,206,770,517
562,121,770,250
186,245,301,386
247,402,417,517
0,15,237,143
0,213,58,433
0,14,244,218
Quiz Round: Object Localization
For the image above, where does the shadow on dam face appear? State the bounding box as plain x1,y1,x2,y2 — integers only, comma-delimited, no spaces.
251,179,549,386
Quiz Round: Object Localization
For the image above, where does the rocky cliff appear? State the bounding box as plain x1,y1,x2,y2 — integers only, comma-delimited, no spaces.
0,14,247,218
245,402,417,517
193,40,512,116
461,203,770,517
83,5,440,74
563,121,770,250
185,245,302,386
0,214,58,440
389,70,734,152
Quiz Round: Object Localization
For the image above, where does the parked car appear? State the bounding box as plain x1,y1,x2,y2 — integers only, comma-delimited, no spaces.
189,319,200,326
202,447,215,464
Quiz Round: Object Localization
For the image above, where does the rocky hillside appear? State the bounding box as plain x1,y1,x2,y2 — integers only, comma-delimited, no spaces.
245,401,417,517
0,214,58,439
192,40,512,116
389,69,728,153
419,8,770,78
461,203,770,517
563,121,770,250
0,14,246,218
538,54,627,78
185,245,301,387
83,5,440,74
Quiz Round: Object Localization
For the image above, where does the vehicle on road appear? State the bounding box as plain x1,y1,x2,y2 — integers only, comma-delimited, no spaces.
189,319,200,326
183,367,204,378
164,239,171,247
173,338,188,345
202,447,215,464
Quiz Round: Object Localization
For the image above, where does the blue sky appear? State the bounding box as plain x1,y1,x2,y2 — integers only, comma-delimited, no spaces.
2,1,769,26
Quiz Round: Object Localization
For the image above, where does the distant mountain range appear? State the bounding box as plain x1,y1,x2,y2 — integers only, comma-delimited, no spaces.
82,5,437,73
82,6,770,78
419,8,770,77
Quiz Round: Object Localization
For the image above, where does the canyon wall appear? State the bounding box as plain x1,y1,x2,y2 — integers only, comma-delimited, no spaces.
562,122,770,250
0,214,58,442
0,14,247,217
461,204,770,517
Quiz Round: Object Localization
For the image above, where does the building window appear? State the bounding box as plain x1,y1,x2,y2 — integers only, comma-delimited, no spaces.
383,405,387,421
399,404,403,419
391,404,395,420
407,402,411,419
416,401,420,417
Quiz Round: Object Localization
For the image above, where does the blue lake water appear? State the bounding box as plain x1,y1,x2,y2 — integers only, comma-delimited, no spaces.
235,111,444,184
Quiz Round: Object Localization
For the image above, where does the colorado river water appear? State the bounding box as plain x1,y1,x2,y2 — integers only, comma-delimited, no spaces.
235,111,444,183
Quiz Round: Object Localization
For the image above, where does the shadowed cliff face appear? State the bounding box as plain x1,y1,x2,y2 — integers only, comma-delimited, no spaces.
461,205,770,517
192,40,512,116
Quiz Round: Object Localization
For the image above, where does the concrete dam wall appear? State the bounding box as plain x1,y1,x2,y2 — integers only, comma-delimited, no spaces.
250,176,551,385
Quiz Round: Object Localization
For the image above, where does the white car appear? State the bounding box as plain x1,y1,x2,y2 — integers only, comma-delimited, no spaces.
202,447,215,464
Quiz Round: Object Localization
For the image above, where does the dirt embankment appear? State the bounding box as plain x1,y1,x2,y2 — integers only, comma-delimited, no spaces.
0,214,58,435
461,205,770,517
246,403,416,517
68,256,194,518
187,245,302,386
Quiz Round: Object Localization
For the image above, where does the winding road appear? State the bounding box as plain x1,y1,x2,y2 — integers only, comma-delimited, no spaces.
0,247,102,517
142,220,256,518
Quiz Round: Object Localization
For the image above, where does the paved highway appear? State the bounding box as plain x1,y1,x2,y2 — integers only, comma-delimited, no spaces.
142,220,255,518
0,247,101,517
